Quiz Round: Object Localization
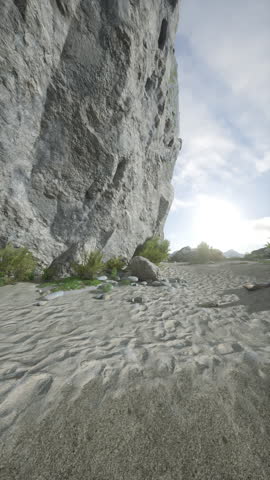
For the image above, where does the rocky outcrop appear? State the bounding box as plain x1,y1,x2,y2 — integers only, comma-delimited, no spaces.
248,247,270,259
0,0,180,267
169,246,196,262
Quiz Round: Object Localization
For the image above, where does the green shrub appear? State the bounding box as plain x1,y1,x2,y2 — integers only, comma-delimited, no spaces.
134,237,170,265
0,244,37,283
190,242,224,264
209,247,224,262
119,278,131,286
197,242,211,263
72,250,104,280
110,267,118,280
42,266,58,282
105,257,126,273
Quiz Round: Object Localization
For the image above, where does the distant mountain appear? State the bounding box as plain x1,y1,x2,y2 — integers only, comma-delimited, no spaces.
223,249,244,258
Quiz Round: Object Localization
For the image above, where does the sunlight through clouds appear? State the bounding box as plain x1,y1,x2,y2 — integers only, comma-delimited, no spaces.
165,0,270,252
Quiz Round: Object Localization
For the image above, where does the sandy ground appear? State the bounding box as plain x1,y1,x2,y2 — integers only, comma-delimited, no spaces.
0,262,269,480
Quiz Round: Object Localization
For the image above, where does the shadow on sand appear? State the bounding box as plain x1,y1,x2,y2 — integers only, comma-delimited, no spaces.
220,286,270,314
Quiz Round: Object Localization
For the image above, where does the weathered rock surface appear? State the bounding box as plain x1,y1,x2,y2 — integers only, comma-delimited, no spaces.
129,255,160,281
0,0,180,268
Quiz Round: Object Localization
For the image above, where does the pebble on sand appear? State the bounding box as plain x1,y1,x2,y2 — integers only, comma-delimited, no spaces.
216,343,234,355
128,276,139,282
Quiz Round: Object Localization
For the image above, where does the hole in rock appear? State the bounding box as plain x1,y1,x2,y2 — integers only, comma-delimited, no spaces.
56,0,69,16
145,77,155,93
158,101,165,116
168,0,178,9
13,0,27,20
154,115,160,128
112,157,128,187
158,19,168,50
164,118,172,133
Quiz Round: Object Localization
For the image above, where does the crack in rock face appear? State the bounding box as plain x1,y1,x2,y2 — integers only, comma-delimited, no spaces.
0,0,180,269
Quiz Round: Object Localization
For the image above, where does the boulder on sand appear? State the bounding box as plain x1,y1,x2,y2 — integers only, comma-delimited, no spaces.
128,256,160,281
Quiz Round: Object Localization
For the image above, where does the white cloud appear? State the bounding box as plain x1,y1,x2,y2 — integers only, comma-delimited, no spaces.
175,0,270,183
255,153,270,174
166,1,270,253
171,197,194,211
253,217,270,232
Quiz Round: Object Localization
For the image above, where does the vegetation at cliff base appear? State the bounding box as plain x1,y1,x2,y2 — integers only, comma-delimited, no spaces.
105,257,126,277
38,277,101,293
134,237,170,265
72,250,105,280
0,244,37,284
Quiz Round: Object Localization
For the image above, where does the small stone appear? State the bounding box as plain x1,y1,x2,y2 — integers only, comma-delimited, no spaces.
197,301,219,308
152,281,163,287
140,281,148,286
98,284,113,293
105,280,118,284
94,293,105,300
34,301,47,306
192,344,202,354
216,343,234,355
97,276,108,281
133,296,143,304
165,319,175,331
38,286,53,295
232,342,244,352
128,276,139,282
195,355,210,367
130,282,138,287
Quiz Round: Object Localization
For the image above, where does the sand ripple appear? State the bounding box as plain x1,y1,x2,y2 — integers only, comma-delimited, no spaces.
0,262,269,479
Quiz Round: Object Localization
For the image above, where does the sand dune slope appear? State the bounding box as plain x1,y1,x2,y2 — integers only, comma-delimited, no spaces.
0,262,269,479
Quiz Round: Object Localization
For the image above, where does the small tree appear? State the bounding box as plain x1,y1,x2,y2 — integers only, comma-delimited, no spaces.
191,242,210,264
134,237,170,265
209,247,224,262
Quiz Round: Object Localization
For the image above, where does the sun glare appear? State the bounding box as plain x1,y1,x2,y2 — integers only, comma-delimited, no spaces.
193,196,244,251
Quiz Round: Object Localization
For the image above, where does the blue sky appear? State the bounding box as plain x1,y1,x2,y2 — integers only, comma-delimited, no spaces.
165,0,270,254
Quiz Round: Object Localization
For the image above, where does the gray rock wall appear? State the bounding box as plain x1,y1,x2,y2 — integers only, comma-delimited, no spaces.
0,0,180,267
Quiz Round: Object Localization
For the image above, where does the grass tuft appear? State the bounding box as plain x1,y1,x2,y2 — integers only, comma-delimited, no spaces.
72,250,105,280
38,277,101,292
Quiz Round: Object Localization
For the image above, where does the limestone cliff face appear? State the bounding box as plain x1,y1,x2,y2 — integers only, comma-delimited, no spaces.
0,0,180,267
